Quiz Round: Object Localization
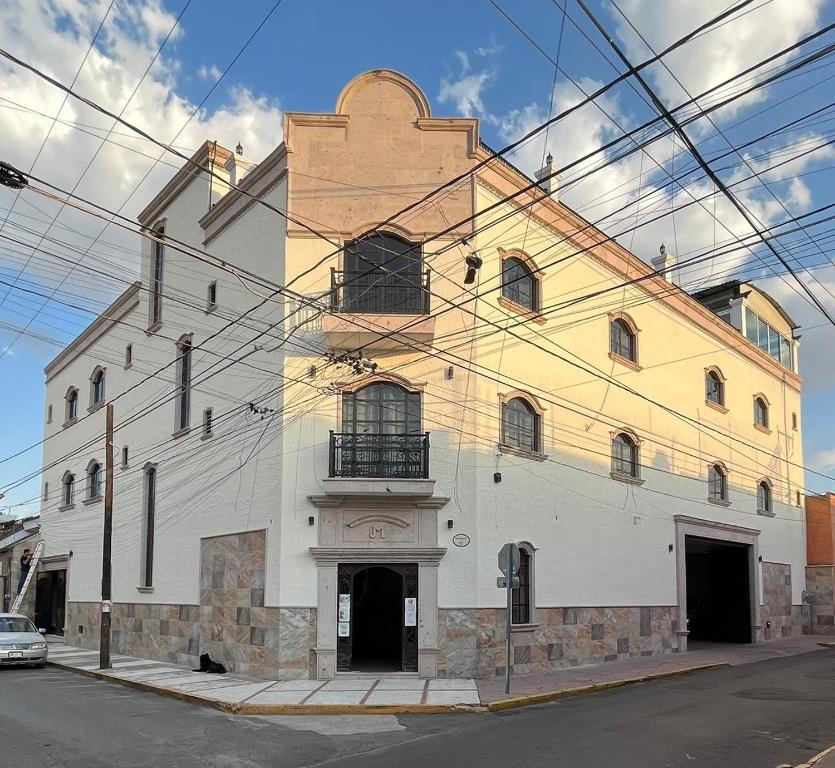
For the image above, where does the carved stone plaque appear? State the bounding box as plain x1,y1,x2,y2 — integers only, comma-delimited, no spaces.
342,513,415,544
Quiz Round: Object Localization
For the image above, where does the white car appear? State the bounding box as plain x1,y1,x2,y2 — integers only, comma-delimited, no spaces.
0,613,48,667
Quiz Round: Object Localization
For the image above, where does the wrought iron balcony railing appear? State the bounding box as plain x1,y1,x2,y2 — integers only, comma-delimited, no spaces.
330,268,430,315
328,431,430,479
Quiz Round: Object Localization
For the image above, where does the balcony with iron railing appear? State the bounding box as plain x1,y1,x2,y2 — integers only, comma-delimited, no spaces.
323,269,435,351
328,431,430,480
330,268,430,315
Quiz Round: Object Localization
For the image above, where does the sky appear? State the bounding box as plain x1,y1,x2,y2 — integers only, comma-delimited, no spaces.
1,0,835,517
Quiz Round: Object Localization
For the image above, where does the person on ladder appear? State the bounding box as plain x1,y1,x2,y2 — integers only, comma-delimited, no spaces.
18,548,32,596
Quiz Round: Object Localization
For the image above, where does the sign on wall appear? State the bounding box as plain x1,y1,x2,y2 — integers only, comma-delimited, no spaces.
404,597,417,627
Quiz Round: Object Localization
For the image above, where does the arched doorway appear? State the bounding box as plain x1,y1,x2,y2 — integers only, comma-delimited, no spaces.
336,563,418,673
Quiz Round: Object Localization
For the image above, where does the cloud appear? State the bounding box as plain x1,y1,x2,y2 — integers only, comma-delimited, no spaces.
438,48,497,123
609,0,825,119
197,63,222,82
0,0,283,356
808,448,835,476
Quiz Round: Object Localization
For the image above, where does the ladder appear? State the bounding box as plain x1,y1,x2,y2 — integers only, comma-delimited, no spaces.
11,540,44,614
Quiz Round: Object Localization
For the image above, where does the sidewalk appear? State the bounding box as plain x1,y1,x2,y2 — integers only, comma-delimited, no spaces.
46,635,833,715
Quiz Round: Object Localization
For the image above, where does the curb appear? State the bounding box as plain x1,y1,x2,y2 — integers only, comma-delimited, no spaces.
48,659,728,716
485,662,730,712
46,661,485,715
791,744,835,768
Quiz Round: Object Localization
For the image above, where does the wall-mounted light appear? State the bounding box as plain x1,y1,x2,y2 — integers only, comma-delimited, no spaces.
494,472,502,484
447,519,454,529
758,555,763,562
308,516,315,526
668,543,674,553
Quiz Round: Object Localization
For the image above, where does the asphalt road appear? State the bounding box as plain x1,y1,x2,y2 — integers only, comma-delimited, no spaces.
3,650,835,768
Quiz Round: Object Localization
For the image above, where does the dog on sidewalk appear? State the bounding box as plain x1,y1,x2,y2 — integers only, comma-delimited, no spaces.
193,653,226,674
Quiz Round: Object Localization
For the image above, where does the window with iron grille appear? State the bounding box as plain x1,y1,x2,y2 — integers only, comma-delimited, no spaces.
706,371,724,406
141,467,156,587
610,319,636,362
754,397,769,428
708,463,727,502
502,397,540,452
512,548,532,625
502,257,537,311
340,234,425,314
612,432,639,478
757,480,772,514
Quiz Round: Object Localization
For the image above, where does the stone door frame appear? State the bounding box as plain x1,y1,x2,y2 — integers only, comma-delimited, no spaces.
674,515,761,651
309,546,445,679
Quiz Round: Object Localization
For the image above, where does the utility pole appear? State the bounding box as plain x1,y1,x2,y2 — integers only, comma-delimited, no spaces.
99,403,114,670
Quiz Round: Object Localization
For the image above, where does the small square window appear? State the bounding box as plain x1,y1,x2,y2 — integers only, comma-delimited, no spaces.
207,281,217,312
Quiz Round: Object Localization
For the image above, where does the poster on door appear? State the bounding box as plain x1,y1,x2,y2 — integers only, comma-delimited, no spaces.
404,597,417,627
338,593,351,622
338,621,350,637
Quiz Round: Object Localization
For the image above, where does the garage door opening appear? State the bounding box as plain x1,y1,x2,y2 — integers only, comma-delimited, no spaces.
685,536,752,644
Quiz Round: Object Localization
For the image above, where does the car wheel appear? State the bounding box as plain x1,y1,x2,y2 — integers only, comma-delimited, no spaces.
33,662,46,669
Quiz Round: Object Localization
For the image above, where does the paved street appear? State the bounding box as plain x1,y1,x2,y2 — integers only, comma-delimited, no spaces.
2,649,835,767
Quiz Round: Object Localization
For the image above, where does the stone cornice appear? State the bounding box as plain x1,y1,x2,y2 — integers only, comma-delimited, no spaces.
308,546,447,564
474,149,802,392
138,141,232,228
673,514,761,537
199,144,288,245
307,494,450,510
44,282,140,382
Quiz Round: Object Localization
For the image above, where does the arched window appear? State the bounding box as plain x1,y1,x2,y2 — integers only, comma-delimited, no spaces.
87,460,102,500
62,472,75,507
501,257,537,311
754,396,769,429
705,369,725,406
338,382,424,477
151,225,165,326
65,388,78,423
342,233,425,314
612,431,640,479
141,466,157,587
91,368,105,405
512,545,535,625
175,336,192,431
757,480,772,515
610,317,637,363
708,463,728,502
501,397,540,453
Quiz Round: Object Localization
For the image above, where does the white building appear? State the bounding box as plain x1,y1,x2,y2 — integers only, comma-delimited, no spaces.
39,71,807,680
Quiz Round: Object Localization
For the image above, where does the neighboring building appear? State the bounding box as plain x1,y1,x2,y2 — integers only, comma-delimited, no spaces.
805,493,835,635
0,515,39,618
38,70,807,680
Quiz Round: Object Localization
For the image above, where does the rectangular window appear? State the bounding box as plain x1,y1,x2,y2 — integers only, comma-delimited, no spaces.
796,490,802,507
141,468,156,588
207,281,217,311
43,482,48,501
203,408,213,437
151,233,164,326
121,445,129,468
745,308,758,343
47,404,52,424
125,344,132,368
780,337,792,369
177,341,192,431
792,412,798,430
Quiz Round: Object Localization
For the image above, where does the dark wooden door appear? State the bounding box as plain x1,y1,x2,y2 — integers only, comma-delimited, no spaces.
337,563,418,673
